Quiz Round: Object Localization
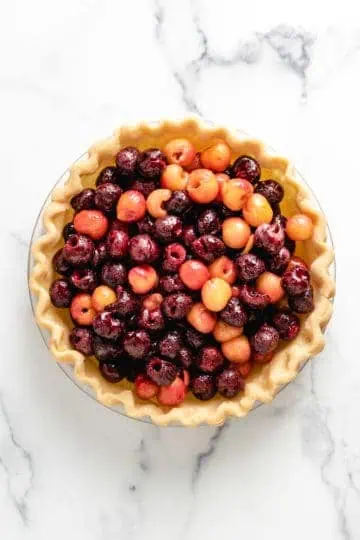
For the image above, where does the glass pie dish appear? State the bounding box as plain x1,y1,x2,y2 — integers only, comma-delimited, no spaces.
28,118,335,426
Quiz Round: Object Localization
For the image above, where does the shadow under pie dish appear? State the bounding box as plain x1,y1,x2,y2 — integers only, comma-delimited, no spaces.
29,118,335,427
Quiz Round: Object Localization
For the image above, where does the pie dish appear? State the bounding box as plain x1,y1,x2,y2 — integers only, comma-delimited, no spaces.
29,117,335,426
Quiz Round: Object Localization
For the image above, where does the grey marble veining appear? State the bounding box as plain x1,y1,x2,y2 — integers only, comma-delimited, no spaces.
154,0,317,113
0,395,34,525
191,423,229,489
300,357,360,540
261,26,315,100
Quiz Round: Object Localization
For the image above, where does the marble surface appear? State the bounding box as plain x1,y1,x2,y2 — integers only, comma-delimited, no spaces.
0,0,359,538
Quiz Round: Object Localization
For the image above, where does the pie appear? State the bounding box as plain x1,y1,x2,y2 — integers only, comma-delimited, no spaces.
29,118,335,426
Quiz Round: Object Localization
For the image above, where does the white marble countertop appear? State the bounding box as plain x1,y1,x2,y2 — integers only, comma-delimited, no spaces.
1,0,359,538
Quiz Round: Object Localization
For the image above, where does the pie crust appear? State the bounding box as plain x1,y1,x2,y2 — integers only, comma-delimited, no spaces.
29,118,335,426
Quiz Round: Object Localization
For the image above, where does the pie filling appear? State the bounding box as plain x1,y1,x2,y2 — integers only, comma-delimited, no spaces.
47,136,317,408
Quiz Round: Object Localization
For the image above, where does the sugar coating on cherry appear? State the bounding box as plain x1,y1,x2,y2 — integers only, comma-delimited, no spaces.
116,146,140,176
159,273,185,294
71,189,95,212
191,234,225,263
112,287,138,316
220,297,248,327
217,368,244,398
157,376,187,406
138,148,167,179
255,180,284,205
236,253,265,282
93,310,125,340
191,374,217,400
138,307,165,331
231,155,260,184
254,222,285,255
92,242,108,269
161,164,189,191
106,229,129,259
266,246,291,275
162,293,193,320
70,268,97,292
96,166,119,186
135,375,159,400
282,265,310,296
196,346,224,373
221,335,251,364
146,357,177,386
155,215,183,243
185,326,207,349
183,225,197,247
165,190,192,216
74,210,108,240
70,327,94,356
117,190,146,222
162,243,187,272
187,169,219,203
129,234,160,264
250,323,279,354
101,262,127,288
164,138,196,167
137,214,156,235
288,286,314,313
94,183,122,213
53,249,71,275
177,347,194,369
159,330,183,359
200,141,231,172
62,222,76,241
50,279,73,308
130,179,158,198
123,330,151,358
238,284,270,310
272,310,300,340
70,293,96,326
100,362,125,383
197,209,221,235
63,234,94,266
187,302,217,333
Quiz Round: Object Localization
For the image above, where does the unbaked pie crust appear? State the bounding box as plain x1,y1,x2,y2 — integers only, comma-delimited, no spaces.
29,118,335,426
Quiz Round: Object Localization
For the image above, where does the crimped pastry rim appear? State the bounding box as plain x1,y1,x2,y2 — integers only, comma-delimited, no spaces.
29,117,335,426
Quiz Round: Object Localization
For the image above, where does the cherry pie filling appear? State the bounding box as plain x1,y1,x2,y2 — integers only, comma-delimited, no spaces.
49,139,315,406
